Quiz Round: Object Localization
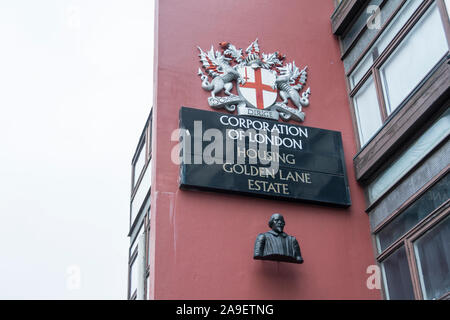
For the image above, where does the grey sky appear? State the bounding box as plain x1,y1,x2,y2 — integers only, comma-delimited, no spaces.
0,0,154,299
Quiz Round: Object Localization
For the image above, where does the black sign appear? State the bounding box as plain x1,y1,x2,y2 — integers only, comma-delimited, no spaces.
178,106,351,207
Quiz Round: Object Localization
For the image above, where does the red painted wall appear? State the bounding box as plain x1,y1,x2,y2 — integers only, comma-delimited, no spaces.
149,0,381,299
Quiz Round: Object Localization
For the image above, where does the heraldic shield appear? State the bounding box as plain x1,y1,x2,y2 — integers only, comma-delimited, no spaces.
237,66,277,110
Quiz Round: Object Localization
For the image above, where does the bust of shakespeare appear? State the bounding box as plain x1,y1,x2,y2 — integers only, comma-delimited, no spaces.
253,213,304,264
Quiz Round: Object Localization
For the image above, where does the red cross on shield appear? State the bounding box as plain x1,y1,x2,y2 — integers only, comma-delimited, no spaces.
237,66,277,110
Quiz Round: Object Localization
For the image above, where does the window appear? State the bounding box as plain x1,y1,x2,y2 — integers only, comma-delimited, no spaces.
128,224,141,299
130,159,152,225
337,0,450,301
413,215,450,300
145,212,151,300
128,255,139,299
374,171,450,299
128,110,152,298
133,141,146,188
130,110,153,227
343,0,403,71
379,3,448,114
131,109,153,190
353,76,383,145
146,213,151,274
380,245,415,299
343,0,449,148
129,222,143,257
348,0,424,88
128,222,147,300
376,173,450,253
367,108,450,204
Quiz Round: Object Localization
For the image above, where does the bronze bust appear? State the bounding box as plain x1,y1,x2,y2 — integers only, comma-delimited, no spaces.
254,213,304,264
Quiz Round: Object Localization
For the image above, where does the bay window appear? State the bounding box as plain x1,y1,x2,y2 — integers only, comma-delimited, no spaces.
374,171,450,299
345,0,449,148
334,0,450,301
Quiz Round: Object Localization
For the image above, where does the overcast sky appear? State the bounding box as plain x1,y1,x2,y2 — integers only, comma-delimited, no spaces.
0,0,154,299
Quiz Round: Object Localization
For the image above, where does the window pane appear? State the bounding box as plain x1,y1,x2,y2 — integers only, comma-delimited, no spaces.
129,230,146,300
380,3,449,114
343,0,402,72
381,246,415,300
133,142,146,187
129,257,138,298
350,54,373,89
353,76,382,146
131,159,152,225
349,0,424,89
368,108,450,204
376,174,450,253
414,215,450,300
136,234,146,300
130,222,143,257
414,217,450,300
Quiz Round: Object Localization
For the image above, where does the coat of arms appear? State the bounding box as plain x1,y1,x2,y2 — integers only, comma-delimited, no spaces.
197,39,311,122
